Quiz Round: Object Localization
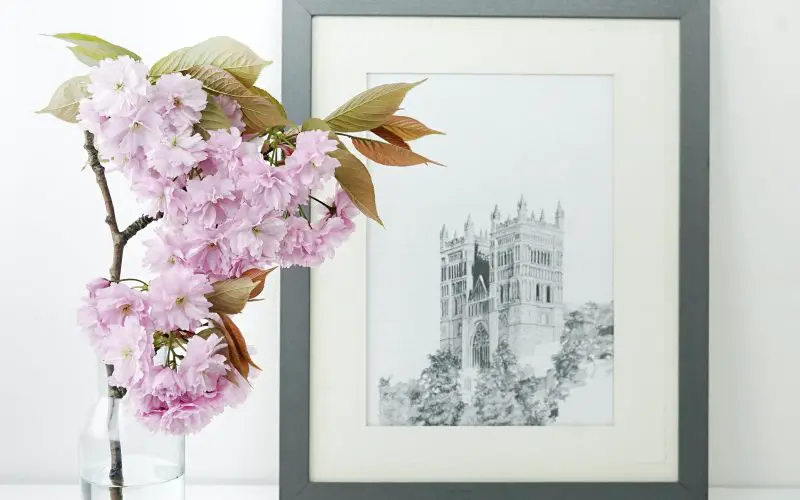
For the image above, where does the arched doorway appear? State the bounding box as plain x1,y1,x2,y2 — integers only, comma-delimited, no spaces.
472,323,490,369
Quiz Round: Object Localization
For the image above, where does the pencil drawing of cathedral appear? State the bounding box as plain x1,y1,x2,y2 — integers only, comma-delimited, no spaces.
439,195,565,398
369,74,615,427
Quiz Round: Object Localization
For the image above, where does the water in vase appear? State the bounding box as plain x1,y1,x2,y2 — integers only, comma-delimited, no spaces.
81,454,184,500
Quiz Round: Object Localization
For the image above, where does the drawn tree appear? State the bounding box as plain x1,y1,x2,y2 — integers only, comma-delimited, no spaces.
411,349,464,426
378,377,421,425
515,372,559,426
472,340,525,425
552,301,615,395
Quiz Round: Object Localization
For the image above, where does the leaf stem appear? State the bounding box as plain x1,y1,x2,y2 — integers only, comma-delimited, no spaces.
118,278,149,288
309,195,333,211
297,205,309,222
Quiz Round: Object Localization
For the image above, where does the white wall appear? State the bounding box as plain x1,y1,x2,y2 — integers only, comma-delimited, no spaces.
709,0,800,487
0,0,283,484
0,0,798,489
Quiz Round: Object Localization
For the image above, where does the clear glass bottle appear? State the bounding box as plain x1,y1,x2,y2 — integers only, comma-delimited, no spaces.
80,366,185,500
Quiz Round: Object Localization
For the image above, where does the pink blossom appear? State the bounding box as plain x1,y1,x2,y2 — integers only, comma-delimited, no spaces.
212,95,245,131
183,226,232,279
102,104,163,155
157,397,218,434
131,171,189,222
279,216,324,267
85,277,110,298
153,73,207,131
294,130,338,166
315,216,355,261
105,151,150,180
78,299,110,349
133,394,171,432
77,98,107,135
94,282,149,327
237,155,295,211
331,189,361,225
228,205,286,264
178,335,228,394
204,128,245,171
148,130,207,178
222,370,254,407
101,322,150,387
185,174,238,229
87,56,150,117
134,382,228,434
142,365,185,402
284,154,340,205
148,266,213,331
143,227,188,272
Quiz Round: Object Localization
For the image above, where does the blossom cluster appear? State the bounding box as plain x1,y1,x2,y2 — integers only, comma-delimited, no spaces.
76,56,358,434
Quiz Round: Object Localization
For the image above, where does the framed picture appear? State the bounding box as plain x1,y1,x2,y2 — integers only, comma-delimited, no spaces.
280,1,708,499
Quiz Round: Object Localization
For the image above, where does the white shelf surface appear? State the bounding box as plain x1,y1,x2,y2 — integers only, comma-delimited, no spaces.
0,485,798,499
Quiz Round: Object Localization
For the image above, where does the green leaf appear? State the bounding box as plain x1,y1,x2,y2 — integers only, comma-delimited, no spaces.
332,144,383,225
324,80,425,133
150,36,270,87
49,33,141,65
351,136,442,167
36,75,90,123
301,118,331,131
249,86,287,119
196,95,232,137
185,65,289,132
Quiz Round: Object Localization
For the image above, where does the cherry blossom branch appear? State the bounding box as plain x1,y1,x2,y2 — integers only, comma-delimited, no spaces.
84,130,123,281
83,130,161,279
85,130,160,500
120,213,163,243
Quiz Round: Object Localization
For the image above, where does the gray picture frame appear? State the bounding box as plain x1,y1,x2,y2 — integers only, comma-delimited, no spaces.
280,1,709,499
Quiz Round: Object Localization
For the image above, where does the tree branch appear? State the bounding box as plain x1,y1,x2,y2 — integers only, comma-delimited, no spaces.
120,212,163,243
84,131,123,281
83,130,162,279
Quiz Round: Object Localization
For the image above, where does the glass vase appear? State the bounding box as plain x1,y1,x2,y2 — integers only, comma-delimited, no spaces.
80,365,185,500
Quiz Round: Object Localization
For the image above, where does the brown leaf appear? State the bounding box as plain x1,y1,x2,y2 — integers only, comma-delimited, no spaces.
332,145,382,225
380,115,444,141
241,267,276,299
220,313,261,370
211,318,246,378
350,137,442,167
324,80,425,132
206,277,257,314
216,313,261,380
370,126,410,149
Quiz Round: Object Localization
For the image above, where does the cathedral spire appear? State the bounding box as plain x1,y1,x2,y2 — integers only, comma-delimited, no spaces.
517,194,528,219
555,201,565,228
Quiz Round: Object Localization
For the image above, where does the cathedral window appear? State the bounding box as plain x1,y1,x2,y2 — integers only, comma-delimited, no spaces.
546,285,551,303
536,284,541,301
472,324,490,370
